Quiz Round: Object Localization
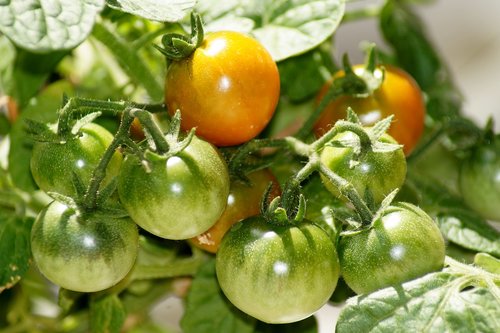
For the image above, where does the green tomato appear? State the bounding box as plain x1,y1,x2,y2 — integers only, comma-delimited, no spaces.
338,202,445,295
320,131,407,204
30,123,122,197
216,216,340,324
117,136,230,240
459,136,500,221
31,200,138,292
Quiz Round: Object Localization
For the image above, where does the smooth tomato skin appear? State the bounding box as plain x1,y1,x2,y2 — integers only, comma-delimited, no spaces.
31,201,138,292
320,131,407,204
216,217,340,324
117,136,230,240
459,137,500,221
190,169,280,253
338,202,445,295
30,123,122,197
165,31,280,146
314,65,425,155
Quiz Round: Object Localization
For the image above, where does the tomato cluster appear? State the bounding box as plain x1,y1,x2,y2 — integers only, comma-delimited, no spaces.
28,28,445,326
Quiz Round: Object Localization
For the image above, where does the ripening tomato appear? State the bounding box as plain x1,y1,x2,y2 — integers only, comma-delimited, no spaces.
165,31,280,146
190,169,280,253
314,65,425,155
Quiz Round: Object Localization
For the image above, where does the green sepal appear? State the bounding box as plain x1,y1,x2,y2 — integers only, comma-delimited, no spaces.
155,12,204,61
474,253,500,275
24,118,60,143
70,111,102,135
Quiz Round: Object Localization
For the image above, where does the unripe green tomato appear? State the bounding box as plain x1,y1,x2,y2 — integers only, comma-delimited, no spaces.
31,201,139,292
459,136,500,221
338,202,445,295
118,136,230,240
30,123,122,197
320,131,406,204
216,216,340,324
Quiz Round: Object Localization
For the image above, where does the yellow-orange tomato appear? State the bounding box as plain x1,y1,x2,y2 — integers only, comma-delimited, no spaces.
190,169,281,253
314,65,425,155
165,31,280,147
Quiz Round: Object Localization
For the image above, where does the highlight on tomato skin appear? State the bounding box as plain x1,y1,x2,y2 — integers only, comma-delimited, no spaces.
190,168,281,253
165,30,281,147
313,65,426,156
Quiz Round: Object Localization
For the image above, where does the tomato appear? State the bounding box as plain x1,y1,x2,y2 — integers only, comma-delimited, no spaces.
30,123,122,197
216,216,339,324
117,135,230,240
314,65,425,155
459,135,500,221
320,131,407,205
165,31,280,146
338,202,445,294
31,200,138,292
190,169,280,253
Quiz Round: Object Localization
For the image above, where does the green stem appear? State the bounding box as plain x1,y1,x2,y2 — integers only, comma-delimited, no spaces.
319,162,373,224
296,83,344,140
132,26,173,50
228,138,289,172
406,126,444,162
92,22,164,102
131,109,170,154
82,111,135,211
342,4,383,23
312,120,372,152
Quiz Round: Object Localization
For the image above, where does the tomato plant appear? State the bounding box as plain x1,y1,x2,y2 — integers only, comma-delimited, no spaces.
320,130,407,205
314,65,425,155
338,202,446,295
117,135,230,240
190,168,280,253
459,134,500,222
1,1,499,333
30,123,122,197
165,31,280,146
215,216,340,324
31,200,139,293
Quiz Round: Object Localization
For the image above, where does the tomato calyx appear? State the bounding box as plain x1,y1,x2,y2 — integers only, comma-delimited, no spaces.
261,185,307,226
154,12,204,61
296,47,384,139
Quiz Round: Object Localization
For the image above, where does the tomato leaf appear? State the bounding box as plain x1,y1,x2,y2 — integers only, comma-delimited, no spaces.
106,0,196,22
0,212,34,292
336,261,500,333
9,81,72,192
437,210,500,258
408,175,500,257
0,0,104,52
196,0,345,61
380,0,463,128
180,259,257,333
278,46,336,102
90,294,126,333
130,235,204,280
475,253,500,275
